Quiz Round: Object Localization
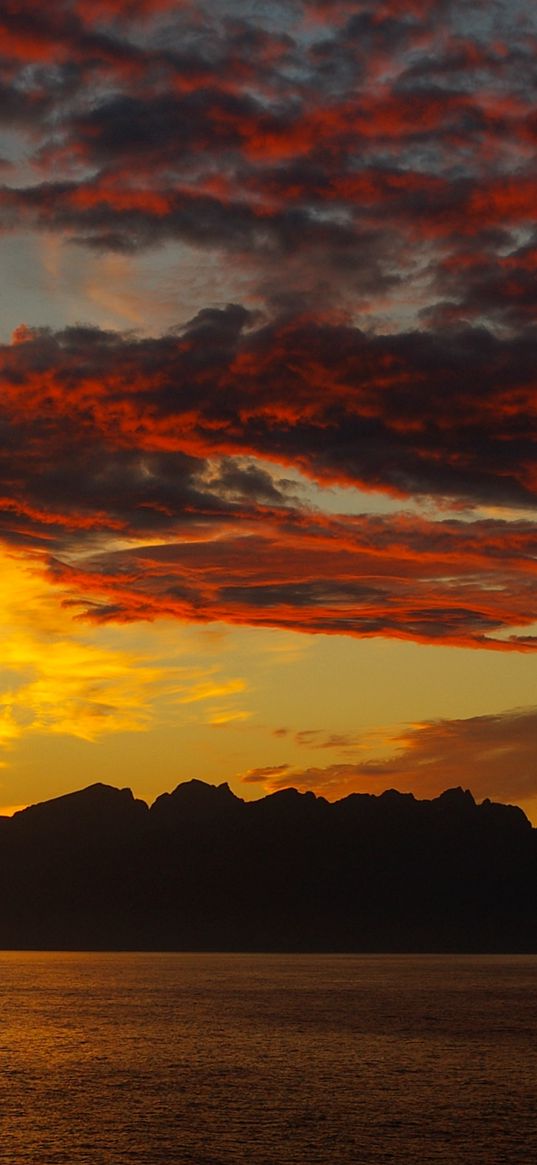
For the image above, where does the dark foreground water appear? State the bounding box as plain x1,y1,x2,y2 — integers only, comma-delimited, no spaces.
0,953,536,1164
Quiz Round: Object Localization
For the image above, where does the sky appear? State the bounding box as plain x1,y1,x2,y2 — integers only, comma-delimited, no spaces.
0,0,536,820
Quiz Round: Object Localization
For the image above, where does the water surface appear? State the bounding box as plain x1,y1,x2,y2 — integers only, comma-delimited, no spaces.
0,952,535,1163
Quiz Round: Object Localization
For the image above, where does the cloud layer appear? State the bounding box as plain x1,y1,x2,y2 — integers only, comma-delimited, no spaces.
2,0,537,324
0,314,535,647
1,0,536,652
3,0,535,316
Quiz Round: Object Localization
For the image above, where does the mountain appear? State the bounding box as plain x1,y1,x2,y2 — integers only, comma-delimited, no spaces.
0,780,535,951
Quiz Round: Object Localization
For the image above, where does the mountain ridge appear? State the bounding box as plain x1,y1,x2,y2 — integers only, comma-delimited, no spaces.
8,777,532,824
0,779,535,952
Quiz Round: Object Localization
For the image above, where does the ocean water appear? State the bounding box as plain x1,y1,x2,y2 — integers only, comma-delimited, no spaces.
0,953,535,1164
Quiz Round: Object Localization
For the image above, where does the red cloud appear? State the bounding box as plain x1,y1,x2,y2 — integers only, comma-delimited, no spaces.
1,315,536,510
40,508,537,650
3,307,534,648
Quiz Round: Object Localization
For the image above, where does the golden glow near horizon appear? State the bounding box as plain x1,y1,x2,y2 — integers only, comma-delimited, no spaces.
0,550,163,747
0,549,251,793
1,547,536,824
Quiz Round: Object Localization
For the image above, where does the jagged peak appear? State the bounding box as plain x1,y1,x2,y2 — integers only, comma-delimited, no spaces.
380,789,417,803
150,778,242,818
435,787,476,808
162,778,240,800
14,782,143,819
262,787,316,802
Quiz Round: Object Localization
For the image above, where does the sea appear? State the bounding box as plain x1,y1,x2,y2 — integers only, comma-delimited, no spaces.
0,952,535,1164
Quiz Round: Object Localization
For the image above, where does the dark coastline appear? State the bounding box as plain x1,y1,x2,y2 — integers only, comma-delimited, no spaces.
1,780,536,953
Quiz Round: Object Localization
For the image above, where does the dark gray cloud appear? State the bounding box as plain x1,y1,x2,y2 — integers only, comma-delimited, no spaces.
2,0,537,324
2,311,537,512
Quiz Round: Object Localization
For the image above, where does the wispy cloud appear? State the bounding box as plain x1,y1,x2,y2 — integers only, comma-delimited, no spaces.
242,707,537,807
0,548,249,750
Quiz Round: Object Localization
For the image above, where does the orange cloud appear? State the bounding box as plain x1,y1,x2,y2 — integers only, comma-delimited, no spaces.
242,707,537,811
0,546,251,753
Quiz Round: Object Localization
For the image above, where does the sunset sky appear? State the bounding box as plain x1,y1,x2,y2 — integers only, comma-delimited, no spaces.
0,0,536,820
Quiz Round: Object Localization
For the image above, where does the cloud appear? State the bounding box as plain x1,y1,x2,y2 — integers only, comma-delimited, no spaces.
242,707,537,806
0,547,163,746
242,763,292,782
0,546,249,752
44,510,537,649
1,0,537,323
2,312,537,512
0,313,535,648
1,2,537,653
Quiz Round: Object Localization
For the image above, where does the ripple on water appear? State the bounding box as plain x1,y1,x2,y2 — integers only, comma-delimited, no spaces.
0,953,535,1164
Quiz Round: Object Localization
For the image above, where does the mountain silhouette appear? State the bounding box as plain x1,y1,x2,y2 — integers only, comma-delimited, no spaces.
0,780,535,951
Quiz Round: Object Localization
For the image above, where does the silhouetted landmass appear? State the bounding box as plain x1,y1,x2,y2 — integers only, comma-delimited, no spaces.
0,781,535,951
